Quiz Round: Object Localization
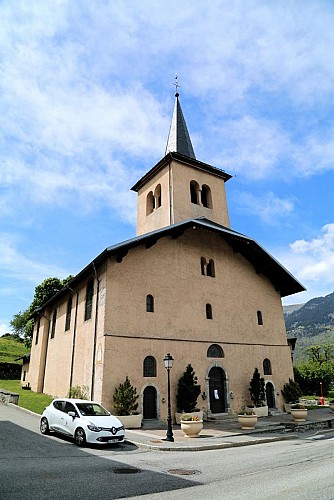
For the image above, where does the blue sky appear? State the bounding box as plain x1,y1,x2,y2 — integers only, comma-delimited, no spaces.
1,0,334,335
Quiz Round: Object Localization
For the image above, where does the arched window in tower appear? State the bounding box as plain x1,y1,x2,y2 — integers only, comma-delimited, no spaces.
146,191,155,215
190,180,200,205
143,356,157,377
263,358,272,375
201,184,212,208
200,257,207,275
206,303,213,319
154,184,161,208
207,344,224,358
146,294,154,313
257,310,263,325
207,259,215,277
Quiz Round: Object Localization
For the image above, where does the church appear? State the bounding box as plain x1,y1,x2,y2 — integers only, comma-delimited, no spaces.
27,91,305,419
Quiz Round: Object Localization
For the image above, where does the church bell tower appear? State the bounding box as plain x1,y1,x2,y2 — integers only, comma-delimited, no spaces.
131,90,232,236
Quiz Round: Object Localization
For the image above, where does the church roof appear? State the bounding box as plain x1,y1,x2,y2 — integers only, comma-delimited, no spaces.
31,217,304,316
165,92,196,159
131,151,232,192
45,217,303,306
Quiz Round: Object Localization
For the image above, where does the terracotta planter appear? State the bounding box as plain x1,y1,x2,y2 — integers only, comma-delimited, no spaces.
291,408,308,422
175,411,203,425
238,414,258,430
117,414,142,429
180,420,203,437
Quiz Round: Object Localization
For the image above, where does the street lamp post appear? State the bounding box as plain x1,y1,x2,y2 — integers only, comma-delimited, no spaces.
163,353,174,442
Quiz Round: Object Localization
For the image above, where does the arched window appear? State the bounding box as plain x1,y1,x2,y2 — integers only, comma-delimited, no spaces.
207,259,215,277
263,358,272,375
206,303,213,319
50,309,57,339
146,191,154,215
257,310,263,325
143,356,157,377
207,344,224,358
146,294,154,313
190,180,200,204
65,296,72,331
201,184,212,208
154,184,161,208
200,257,207,275
84,278,94,321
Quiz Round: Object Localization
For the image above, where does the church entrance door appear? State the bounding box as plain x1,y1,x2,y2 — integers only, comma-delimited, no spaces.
143,386,157,419
265,382,275,409
209,367,226,413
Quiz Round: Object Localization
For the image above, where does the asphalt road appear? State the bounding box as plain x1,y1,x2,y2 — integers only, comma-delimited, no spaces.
1,403,334,499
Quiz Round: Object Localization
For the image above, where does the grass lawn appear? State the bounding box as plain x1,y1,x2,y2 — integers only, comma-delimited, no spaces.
0,337,29,364
0,379,53,414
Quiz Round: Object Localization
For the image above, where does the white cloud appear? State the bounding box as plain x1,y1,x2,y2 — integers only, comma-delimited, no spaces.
0,233,69,285
0,324,10,337
277,224,334,304
233,191,294,224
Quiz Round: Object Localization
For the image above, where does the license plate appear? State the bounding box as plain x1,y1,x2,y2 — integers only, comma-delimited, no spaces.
108,439,118,443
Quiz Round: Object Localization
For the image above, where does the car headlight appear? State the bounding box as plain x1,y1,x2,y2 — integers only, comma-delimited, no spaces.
87,425,102,432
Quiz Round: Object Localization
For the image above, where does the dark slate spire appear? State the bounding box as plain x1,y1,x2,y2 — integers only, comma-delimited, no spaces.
165,92,196,159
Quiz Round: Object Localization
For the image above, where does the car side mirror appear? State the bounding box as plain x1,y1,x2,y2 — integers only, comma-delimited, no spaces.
68,411,76,418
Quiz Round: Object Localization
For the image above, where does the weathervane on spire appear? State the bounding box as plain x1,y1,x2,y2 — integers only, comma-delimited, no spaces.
173,74,180,96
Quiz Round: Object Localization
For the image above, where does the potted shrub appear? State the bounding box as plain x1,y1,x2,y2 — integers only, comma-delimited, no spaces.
281,378,302,413
247,368,268,417
113,376,142,428
175,364,202,424
290,403,308,422
180,413,203,437
238,408,258,430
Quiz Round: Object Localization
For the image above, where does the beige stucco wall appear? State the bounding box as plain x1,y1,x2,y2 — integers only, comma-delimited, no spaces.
101,228,292,416
136,159,230,236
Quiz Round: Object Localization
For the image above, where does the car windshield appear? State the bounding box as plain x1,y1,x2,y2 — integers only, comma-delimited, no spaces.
76,403,110,416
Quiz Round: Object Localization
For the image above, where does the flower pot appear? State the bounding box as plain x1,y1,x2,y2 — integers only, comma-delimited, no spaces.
245,405,268,417
175,411,203,425
238,414,258,430
291,408,307,422
117,414,142,429
180,420,203,437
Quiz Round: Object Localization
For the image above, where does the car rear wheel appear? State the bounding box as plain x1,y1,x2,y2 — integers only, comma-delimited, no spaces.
40,417,50,435
75,427,86,447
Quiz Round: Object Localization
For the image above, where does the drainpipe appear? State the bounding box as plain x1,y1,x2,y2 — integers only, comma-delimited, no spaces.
68,286,79,392
91,261,101,401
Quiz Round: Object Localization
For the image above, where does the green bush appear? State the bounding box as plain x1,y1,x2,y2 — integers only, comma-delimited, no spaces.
113,376,139,416
249,368,265,407
281,378,302,403
176,364,201,413
67,385,89,399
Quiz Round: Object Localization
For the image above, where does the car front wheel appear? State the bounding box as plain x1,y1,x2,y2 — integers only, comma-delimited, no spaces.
74,428,86,447
40,417,50,435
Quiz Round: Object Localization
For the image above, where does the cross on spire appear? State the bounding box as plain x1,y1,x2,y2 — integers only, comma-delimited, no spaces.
173,74,180,96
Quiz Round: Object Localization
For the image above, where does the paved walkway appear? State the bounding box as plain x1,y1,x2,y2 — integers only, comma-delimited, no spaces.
125,407,334,451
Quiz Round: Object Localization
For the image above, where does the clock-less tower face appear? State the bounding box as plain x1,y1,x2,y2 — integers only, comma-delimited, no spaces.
132,152,231,236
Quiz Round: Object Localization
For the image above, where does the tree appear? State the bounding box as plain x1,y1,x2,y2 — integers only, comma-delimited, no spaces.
294,344,334,396
10,276,73,348
176,364,201,413
249,368,266,407
113,377,139,416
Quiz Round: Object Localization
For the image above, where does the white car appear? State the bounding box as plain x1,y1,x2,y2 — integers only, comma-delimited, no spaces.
40,398,125,447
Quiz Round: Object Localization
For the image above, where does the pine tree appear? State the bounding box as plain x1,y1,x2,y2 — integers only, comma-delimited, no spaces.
113,376,139,416
176,364,201,413
249,368,266,407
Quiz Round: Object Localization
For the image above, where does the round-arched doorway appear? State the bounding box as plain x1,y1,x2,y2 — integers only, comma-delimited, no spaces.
265,381,276,409
208,366,227,414
143,386,157,419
